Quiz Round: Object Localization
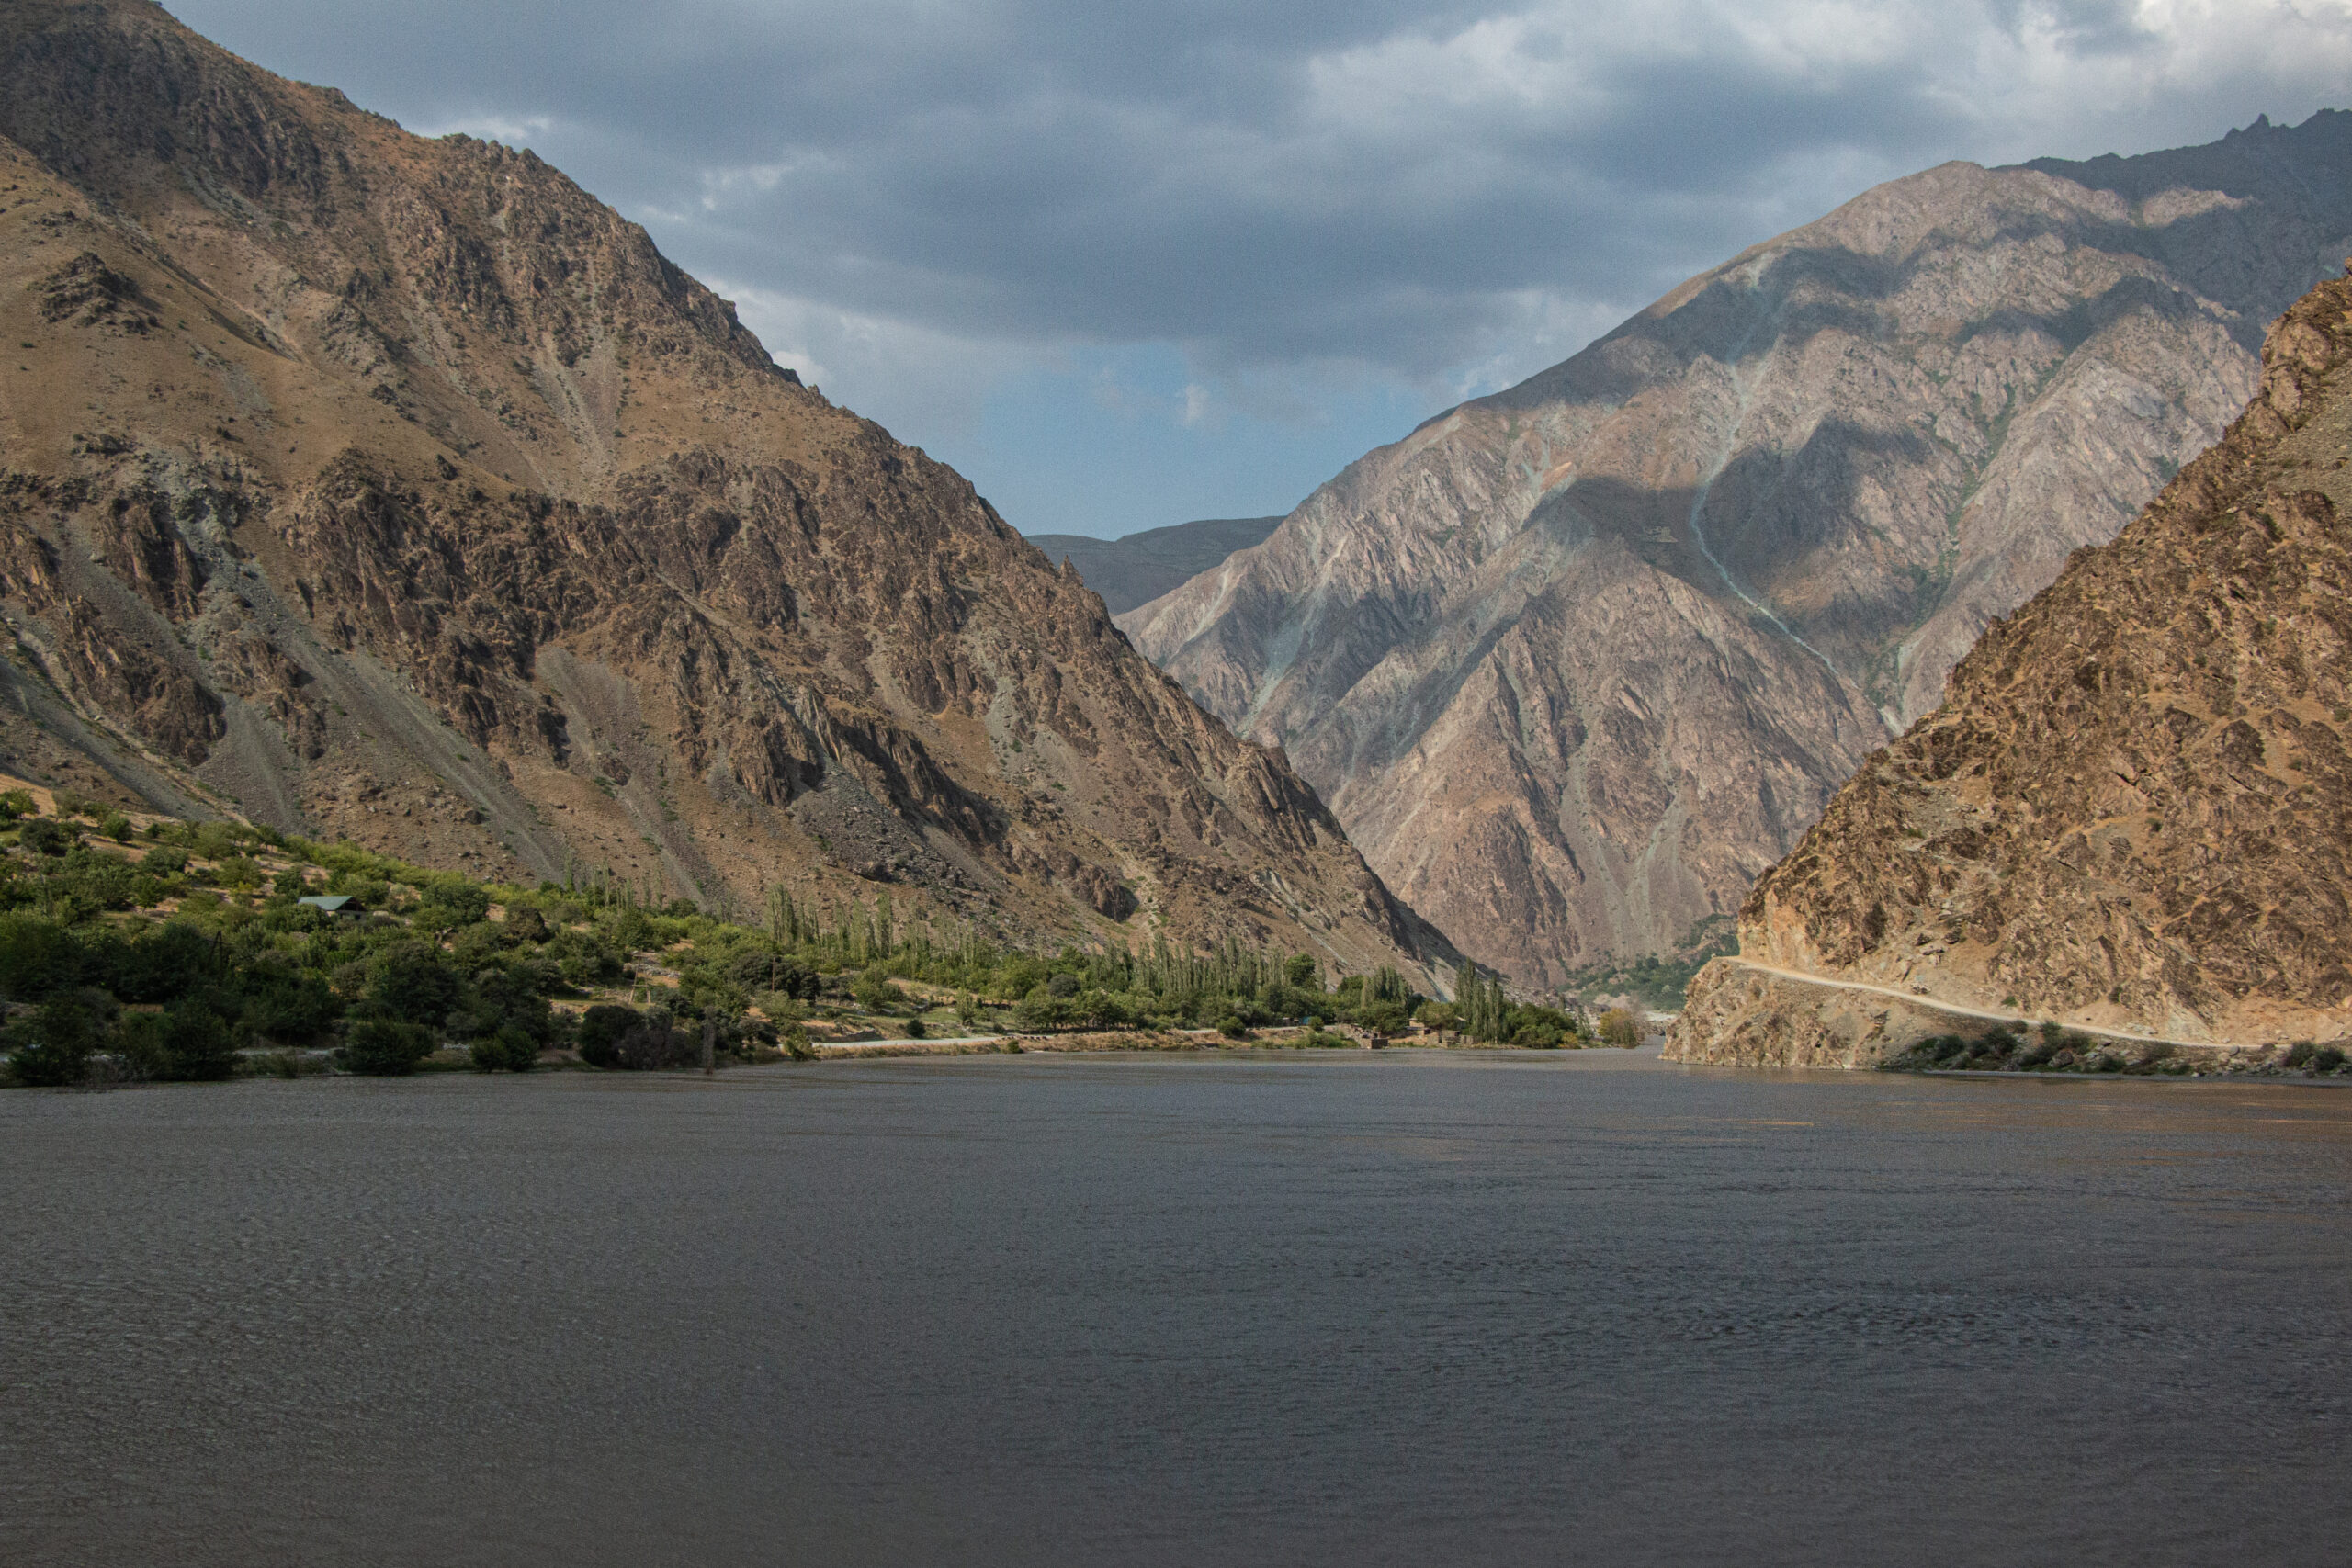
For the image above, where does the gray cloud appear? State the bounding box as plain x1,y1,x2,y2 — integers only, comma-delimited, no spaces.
172,0,2352,429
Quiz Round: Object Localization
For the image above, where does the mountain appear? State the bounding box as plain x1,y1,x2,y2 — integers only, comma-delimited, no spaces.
1668,265,2352,1064
1123,113,2352,988
1027,517,1282,615
0,0,1454,983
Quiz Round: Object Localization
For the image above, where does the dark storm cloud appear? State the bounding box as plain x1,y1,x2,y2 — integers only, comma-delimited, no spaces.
171,0,2352,409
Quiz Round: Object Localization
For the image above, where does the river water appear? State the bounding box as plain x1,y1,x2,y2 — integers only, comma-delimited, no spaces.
5,1049,2349,1566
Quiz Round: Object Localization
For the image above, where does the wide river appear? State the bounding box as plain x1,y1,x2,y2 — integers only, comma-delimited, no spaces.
5,1049,2350,1565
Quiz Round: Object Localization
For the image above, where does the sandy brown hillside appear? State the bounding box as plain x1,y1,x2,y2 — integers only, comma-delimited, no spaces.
0,0,1454,980
1125,115,2352,988
1669,265,2352,1065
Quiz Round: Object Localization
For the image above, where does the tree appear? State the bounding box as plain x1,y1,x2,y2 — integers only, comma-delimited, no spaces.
341,1019,435,1076
421,880,492,925
1598,1008,1641,1048
470,1023,539,1072
364,942,462,1025
5,988,115,1085
159,1000,241,1080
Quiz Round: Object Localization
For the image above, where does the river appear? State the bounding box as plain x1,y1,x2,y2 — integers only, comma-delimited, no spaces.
5,1049,2348,1565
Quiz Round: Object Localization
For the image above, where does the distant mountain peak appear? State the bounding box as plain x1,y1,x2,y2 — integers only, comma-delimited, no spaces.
0,0,1456,982
1123,111,2352,987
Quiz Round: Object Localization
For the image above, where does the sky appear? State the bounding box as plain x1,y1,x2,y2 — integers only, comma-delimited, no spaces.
169,1,2352,539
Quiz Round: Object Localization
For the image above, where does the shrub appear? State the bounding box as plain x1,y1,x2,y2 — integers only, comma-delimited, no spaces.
421,880,492,926
1216,1014,1249,1039
340,1019,435,1076
1598,1008,1641,1048
575,1003,640,1069
158,1001,241,1081
99,812,132,843
107,922,219,1003
448,921,513,970
544,928,623,987
0,914,87,1001
469,1023,539,1072
18,818,72,857
364,942,462,1024
502,904,548,943
1015,987,1068,1032
2284,1040,2317,1068
2315,1045,2346,1072
0,789,33,820
5,988,116,1085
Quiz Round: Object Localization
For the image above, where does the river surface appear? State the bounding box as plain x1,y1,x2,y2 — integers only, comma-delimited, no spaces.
5,1049,2350,1566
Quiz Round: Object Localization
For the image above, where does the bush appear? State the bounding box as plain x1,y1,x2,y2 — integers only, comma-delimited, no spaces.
0,789,33,820
2316,1045,2347,1072
421,880,492,926
0,914,87,1001
340,1019,435,1076
99,812,132,843
576,1004,694,1069
1016,987,1069,1031
364,942,462,1024
107,922,218,1003
1216,1014,1250,1039
2284,1040,2316,1068
1598,1008,1641,1048
158,1001,241,1081
18,818,72,857
575,1004,641,1068
469,1023,539,1072
544,928,623,987
6,988,116,1085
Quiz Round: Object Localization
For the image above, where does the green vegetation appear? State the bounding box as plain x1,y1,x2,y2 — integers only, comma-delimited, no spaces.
1557,919,1736,1012
1880,1022,2352,1078
1447,959,1594,1048
0,793,1600,1087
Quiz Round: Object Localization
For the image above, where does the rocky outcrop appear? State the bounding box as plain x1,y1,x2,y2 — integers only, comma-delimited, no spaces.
1027,516,1282,615
0,0,1454,982
1125,113,2352,987
1669,265,2352,1065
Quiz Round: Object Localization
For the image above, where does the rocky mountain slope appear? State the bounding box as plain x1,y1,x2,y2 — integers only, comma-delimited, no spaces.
1125,113,2352,987
0,0,1453,981
1028,516,1282,615
1668,265,2352,1064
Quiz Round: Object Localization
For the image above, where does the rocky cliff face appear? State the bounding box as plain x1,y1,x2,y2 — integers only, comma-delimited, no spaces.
1027,517,1282,616
0,0,1453,981
1668,265,2352,1065
1125,115,2352,987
